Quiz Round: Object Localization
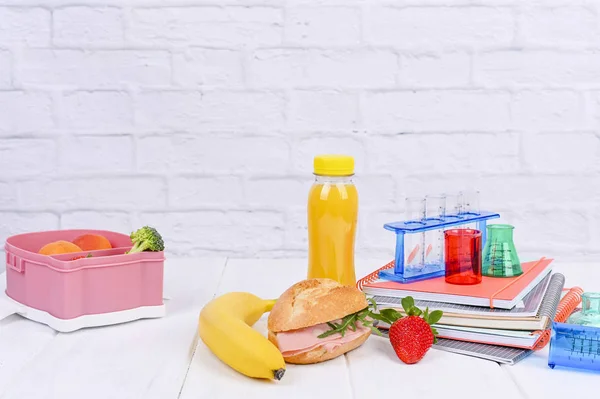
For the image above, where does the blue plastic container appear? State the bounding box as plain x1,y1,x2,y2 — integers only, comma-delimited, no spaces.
548,321,600,372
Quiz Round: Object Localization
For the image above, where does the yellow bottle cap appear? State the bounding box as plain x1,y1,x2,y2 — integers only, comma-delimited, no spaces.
313,155,355,176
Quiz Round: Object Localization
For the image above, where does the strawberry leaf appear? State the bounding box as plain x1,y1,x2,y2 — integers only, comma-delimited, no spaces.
423,307,430,323
431,325,439,344
380,308,402,323
401,296,414,313
368,311,393,324
428,310,443,325
406,305,422,317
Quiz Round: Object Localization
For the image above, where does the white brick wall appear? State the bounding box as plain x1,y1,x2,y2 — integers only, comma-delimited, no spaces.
1,2,600,264
53,7,125,46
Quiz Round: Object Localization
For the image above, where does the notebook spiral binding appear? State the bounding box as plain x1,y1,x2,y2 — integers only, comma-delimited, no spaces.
532,286,584,350
356,260,394,291
357,260,584,352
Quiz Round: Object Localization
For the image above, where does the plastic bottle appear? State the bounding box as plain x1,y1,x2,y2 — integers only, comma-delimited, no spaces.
307,155,358,286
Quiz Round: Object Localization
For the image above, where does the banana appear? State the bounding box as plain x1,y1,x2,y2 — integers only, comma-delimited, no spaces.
198,292,286,380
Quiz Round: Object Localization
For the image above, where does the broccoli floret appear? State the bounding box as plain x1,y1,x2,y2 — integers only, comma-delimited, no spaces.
127,226,165,254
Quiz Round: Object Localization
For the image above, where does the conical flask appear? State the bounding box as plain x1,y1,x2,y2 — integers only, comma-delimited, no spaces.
567,292,600,327
482,224,522,277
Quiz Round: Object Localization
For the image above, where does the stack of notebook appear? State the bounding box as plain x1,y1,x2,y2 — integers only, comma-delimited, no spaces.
357,257,579,364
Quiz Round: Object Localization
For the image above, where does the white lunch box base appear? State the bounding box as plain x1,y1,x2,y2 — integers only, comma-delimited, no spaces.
1,291,165,333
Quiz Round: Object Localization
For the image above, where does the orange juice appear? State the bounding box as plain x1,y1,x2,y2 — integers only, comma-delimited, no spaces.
307,155,358,286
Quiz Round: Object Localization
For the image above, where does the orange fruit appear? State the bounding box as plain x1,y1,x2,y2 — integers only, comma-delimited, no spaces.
72,234,112,251
39,240,83,255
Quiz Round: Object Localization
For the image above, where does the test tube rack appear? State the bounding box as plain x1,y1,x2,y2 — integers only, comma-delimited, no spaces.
548,321,600,372
380,211,500,283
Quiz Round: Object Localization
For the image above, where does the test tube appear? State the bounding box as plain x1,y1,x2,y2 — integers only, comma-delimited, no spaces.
424,194,446,267
459,189,480,216
405,197,426,224
456,190,480,229
404,197,426,271
425,194,447,221
445,193,463,219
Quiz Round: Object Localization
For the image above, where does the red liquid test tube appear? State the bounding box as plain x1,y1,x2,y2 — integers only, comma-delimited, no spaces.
444,228,482,285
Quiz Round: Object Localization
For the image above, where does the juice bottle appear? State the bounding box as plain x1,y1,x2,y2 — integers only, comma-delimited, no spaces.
307,155,358,286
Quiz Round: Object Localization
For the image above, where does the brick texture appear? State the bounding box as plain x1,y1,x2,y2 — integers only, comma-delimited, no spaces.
1,3,598,261
0,7,50,45
53,7,125,46
57,91,133,130
365,7,514,49
0,50,11,88
284,7,360,45
18,50,171,89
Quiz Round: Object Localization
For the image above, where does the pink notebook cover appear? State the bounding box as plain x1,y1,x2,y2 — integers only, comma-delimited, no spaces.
362,258,553,307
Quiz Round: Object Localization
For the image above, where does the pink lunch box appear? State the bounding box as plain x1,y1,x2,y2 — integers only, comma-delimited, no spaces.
3,229,165,332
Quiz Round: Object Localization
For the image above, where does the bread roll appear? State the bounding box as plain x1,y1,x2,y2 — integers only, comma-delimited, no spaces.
267,278,372,364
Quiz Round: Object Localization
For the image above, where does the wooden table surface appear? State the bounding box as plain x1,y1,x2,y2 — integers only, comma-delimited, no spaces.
0,257,598,399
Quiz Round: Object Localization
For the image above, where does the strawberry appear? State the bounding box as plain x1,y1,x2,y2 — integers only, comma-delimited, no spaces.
70,253,93,261
387,297,442,364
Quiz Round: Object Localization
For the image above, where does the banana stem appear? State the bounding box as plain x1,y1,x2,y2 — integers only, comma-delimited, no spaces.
273,368,285,380
264,299,277,312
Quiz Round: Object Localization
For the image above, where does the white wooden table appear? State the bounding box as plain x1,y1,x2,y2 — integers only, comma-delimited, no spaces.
0,257,598,399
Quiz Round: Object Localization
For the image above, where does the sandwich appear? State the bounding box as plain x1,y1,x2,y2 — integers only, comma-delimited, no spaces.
267,278,374,364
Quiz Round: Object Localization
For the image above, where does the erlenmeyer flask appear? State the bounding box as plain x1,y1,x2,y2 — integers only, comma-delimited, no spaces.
567,292,600,327
482,224,522,277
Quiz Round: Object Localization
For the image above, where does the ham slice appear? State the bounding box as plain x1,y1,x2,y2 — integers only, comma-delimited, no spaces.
275,320,371,357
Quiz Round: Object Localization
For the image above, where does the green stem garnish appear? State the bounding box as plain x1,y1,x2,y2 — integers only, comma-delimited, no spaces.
317,295,443,341
317,297,395,338
318,313,359,338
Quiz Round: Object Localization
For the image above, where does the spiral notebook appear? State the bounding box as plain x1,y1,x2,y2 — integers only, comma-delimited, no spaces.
371,273,563,331
374,273,565,348
358,258,553,309
371,272,552,318
375,286,584,364
433,273,565,348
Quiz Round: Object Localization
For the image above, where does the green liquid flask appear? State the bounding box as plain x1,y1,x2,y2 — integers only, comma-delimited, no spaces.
482,224,522,277
568,292,600,328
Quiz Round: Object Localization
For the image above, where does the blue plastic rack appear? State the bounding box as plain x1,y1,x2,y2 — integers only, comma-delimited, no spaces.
380,211,500,283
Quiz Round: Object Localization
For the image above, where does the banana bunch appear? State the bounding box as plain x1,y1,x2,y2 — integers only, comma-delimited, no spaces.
198,292,286,380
